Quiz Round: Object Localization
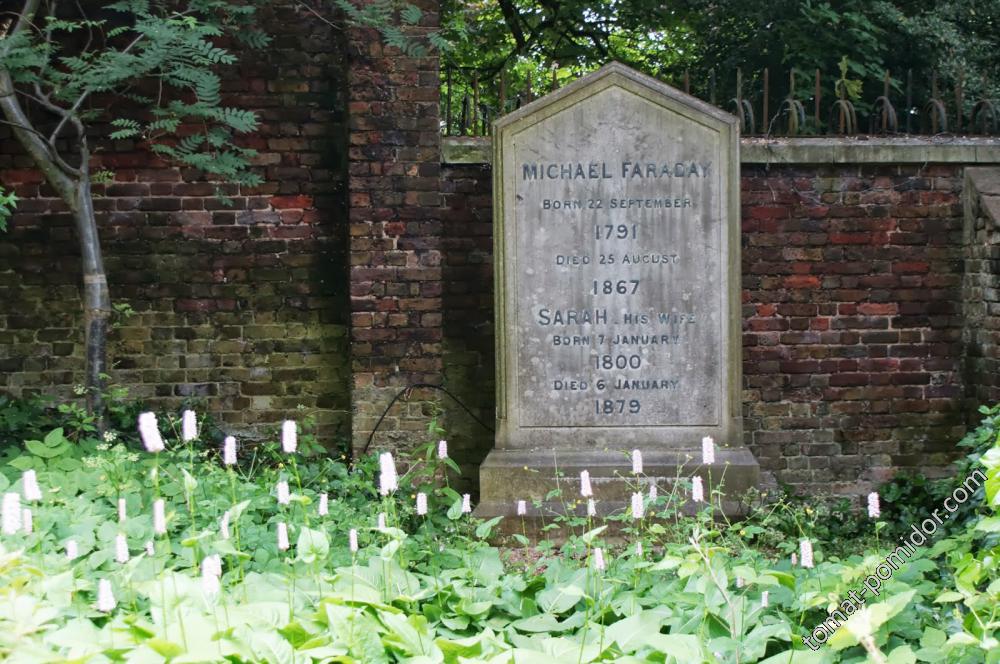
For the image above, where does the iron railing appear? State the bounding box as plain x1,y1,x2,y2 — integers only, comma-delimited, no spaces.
441,65,999,138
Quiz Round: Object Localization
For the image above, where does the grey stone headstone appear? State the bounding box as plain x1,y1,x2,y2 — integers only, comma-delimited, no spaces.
478,62,757,521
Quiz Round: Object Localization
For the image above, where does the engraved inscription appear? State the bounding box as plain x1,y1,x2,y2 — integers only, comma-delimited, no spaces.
510,84,724,428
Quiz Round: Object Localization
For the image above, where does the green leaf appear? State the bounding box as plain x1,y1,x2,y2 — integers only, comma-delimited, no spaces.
475,516,503,539
296,527,329,565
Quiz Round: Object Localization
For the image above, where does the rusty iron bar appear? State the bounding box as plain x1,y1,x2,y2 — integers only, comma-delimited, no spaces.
869,70,898,134
955,67,964,133
925,71,948,133
780,69,806,135
445,67,452,136
709,68,716,106
831,70,857,134
551,62,558,91
472,73,480,134
761,68,769,135
814,69,821,129
684,69,690,95
971,99,998,134
731,67,754,134
461,93,471,135
905,69,913,134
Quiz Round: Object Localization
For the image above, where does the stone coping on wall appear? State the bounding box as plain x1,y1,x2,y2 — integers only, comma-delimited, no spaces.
443,135,1000,165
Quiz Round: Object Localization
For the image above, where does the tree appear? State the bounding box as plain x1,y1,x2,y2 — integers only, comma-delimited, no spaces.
441,0,1000,129
0,0,266,415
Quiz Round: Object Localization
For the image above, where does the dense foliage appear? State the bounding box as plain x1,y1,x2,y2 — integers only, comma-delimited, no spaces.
1,395,999,662
442,0,1000,126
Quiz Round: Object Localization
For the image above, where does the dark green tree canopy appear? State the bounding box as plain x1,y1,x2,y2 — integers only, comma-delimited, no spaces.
442,0,1000,129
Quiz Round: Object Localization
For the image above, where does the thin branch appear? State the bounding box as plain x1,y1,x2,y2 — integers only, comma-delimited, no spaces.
295,0,346,31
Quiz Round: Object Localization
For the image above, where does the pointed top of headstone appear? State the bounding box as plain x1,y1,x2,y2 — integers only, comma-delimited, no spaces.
495,61,738,133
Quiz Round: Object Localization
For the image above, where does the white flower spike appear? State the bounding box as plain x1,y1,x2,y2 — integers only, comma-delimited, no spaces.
378,452,398,496
66,539,79,560
223,436,237,466
318,492,329,516
593,547,606,571
579,470,593,497
277,522,289,551
800,539,814,568
691,476,704,503
416,492,428,516
97,579,116,612
631,492,644,520
349,528,358,553
437,440,448,459
867,492,881,519
138,412,165,452
2,492,22,535
153,499,166,535
181,410,197,442
276,480,290,506
516,500,526,516
118,498,127,522
115,533,129,564
281,420,297,454
462,493,472,514
701,436,715,465
631,449,643,474
22,470,42,502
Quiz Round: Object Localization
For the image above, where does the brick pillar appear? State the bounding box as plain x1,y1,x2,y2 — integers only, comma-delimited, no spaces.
347,2,442,456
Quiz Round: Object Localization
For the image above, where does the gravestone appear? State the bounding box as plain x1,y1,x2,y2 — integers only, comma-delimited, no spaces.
477,63,759,519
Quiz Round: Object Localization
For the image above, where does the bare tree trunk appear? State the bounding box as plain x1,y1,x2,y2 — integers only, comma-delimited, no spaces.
0,64,110,416
72,178,111,414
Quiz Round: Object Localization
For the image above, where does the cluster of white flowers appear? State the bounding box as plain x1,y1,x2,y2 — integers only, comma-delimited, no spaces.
277,522,289,551
867,491,881,519
22,470,42,501
2,492,21,535
223,436,237,466
630,492,644,520
115,533,129,564
691,476,704,503
138,412,164,452
631,449,643,474
153,499,166,535
799,539,814,568
579,470,593,497
379,452,398,496
276,480,290,506
97,579,116,612
281,420,297,454
201,554,223,596
181,410,198,442
701,436,715,465
592,547,606,571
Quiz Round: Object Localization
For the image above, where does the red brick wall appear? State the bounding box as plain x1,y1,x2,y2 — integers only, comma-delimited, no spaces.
440,159,974,495
0,3,351,441
346,0,443,455
964,169,1000,408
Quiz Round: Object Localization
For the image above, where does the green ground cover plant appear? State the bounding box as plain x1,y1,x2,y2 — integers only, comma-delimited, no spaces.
0,395,998,663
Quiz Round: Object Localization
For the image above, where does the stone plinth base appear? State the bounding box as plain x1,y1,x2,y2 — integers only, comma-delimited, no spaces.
474,446,759,528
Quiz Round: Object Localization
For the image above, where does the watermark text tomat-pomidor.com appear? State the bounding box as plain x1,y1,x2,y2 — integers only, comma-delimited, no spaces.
803,468,988,651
